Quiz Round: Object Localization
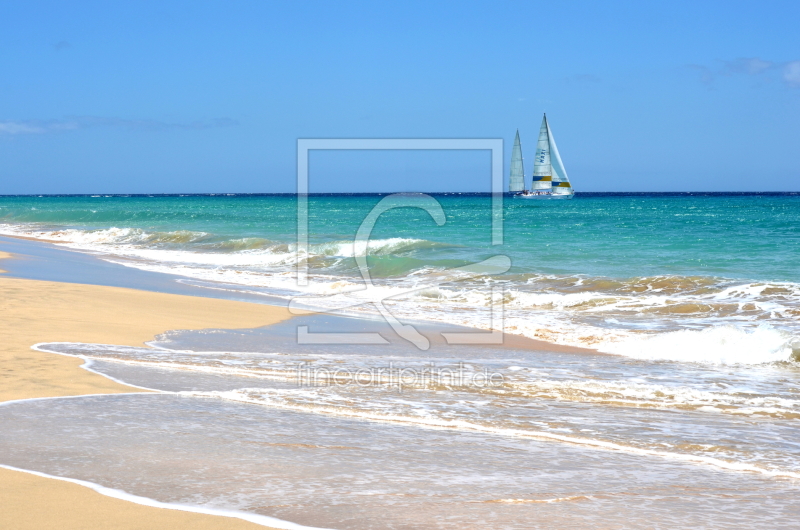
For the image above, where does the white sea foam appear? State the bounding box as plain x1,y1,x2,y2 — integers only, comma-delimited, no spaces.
0,464,333,530
509,378,800,415
29,340,800,480
483,496,592,504
33,341,800,420
184,387,800,479
599,325,797,365
4,221,800,366
0,223,439,264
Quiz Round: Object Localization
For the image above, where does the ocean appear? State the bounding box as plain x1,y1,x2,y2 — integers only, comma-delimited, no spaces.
1,192,798,361
1,192,800,528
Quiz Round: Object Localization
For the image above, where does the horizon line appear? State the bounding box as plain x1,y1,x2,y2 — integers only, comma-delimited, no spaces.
0,191,798,198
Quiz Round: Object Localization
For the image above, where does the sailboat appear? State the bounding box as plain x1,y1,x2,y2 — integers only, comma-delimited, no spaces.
508,129,525,193
511,114,575,200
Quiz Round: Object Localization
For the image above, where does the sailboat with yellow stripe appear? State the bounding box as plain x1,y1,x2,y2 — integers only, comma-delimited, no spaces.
512,114,575,200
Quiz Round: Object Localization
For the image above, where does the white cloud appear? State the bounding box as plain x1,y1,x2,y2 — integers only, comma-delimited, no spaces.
783,61,800,88
722,57,773,75
0,122,48,134
690,57,800,89
0,116,238,135
0,119,83,135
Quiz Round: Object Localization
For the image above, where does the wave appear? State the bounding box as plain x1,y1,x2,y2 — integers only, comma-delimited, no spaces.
0,225,212,246
188,387,800,479
309,237,458,258
35,342,800,417
32,340,800,479
4,221,800,366
125,273,800,366
482,496,592,504
0,223,452,263
0,464,332,530
600,325,799,365
503,378,800,418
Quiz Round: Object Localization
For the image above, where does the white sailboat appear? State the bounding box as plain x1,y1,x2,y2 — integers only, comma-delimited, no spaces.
512,114,574,200
509,129,525,193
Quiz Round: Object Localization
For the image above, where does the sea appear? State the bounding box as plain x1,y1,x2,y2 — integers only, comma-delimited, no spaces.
1,192,799,529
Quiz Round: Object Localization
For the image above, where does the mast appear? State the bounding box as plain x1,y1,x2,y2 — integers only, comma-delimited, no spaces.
531,114,552,190
546,118,573,195
509,129,525,192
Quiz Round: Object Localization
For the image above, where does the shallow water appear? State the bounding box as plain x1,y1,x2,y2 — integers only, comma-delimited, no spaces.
1,193,799,361
35,315,800,479
0,311,790,528
2,193,800,528
4,393,800,530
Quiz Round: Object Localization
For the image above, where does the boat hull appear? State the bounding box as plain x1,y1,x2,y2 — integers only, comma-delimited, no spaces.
514,194,551,200
513,192,574,200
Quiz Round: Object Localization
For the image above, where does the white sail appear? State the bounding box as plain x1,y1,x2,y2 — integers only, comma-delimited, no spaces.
509,129,525,192
546,119,573,196
530,115,552,190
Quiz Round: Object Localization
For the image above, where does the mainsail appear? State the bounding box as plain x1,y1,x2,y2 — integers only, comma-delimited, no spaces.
509,129,525,192
530,115,552,190
546,119,573,195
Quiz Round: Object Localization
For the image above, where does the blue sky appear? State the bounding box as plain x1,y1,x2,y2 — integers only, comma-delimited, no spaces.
0,1,798,193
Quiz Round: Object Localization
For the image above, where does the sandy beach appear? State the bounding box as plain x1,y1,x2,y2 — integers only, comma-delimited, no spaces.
3,2,799,527
3,222,800,529
0,244,601,530
0,251,290,529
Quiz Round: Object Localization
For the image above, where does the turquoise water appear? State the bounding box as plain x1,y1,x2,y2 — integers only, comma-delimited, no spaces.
1,193,799,359
3,193,800,529
1,193,798,280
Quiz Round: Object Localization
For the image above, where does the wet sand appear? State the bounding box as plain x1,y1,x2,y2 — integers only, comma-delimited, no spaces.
0,251,292,529
0,239,599,529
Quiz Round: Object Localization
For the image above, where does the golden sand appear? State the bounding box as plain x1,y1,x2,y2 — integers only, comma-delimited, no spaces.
0,251,289,529
0,248,596,529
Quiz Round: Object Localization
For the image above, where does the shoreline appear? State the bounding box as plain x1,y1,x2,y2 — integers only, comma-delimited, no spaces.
0,232,599,356
0,461,330,530
0,250,296,529
2,224,800,526
0,240,594,530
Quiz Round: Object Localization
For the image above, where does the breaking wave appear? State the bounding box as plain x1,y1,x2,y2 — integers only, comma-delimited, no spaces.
3,221,800,366
601,325,799,365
